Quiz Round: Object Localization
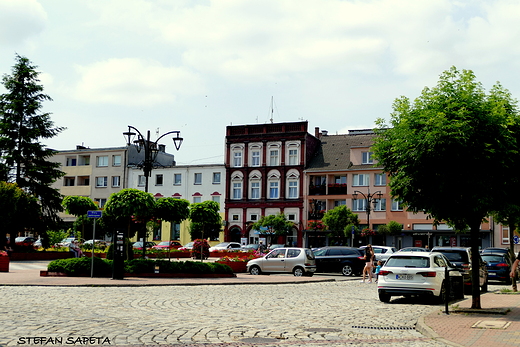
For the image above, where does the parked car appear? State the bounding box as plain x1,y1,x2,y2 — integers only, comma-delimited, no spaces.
481,252,513,284
182,242,194,250
377,251,464,303
398,247,429,252
132,241,157,250
481,247,511,255
208,242,241,252
33,238,43,248
247,247,316,277
83,239,109,247
152,241,182,250
57,237,80,247
314,246,365,276
359,245,397,263
241,243,260,252
268,243,285,250
15,237,37,247
431,246,488,294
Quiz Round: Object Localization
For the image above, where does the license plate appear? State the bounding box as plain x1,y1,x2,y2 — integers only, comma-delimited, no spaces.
396,274,413,280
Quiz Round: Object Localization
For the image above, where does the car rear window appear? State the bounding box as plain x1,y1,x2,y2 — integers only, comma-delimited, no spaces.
481,255,504,262
437,251,468,263
385,256,430,268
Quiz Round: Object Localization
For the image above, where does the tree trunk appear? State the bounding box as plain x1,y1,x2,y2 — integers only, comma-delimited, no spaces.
470,221,482,309
510,223,517,292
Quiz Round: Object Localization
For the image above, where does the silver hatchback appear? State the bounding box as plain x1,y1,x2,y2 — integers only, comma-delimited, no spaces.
247,248,316,277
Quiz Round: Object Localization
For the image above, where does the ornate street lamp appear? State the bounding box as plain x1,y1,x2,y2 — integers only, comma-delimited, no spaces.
123,126,183,258
351,189,382,232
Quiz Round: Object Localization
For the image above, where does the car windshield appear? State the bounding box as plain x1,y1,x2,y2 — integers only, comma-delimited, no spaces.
313,248,327,256
158,242,170,246
385,256,430,268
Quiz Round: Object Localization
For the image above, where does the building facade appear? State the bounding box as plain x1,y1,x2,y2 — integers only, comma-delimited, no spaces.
224,121,321,246
304,129,494,250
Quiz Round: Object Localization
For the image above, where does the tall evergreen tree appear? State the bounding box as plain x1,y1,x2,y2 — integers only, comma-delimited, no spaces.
0,54,65,232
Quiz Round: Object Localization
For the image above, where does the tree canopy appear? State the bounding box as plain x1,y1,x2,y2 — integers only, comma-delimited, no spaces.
252,213,294,236
0,54,65,231
321,205,359,237
372,66,520,308
189,200,222,240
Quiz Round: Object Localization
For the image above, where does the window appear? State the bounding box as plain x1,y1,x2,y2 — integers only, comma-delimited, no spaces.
64,177,75,186
96,176,108,187
335,175,347,184
391,199,404,211
269,149,279,166
232,214,240,221
373,198,386,211
251,150,261,166
112,155,121,166
78,176,90,186
212,172,221,184
194,173,202,185
79,155,90,166
66,157,77,166
96,156,108,167
156,174,163,186
374,173,386,186
502,226,510,244
250,181,260,199
94,198,107,208
287,214,296,221
193,196,201,203
352,174,369,186
288,180,298,199
288,149,298,165
112,176,120,187
232,182,242,199
362,152,374,164
352,199,366,212
174,174,182,185
334,200,346,207
250,214,258,221
138,175,146,187
233,152,242,167
212,195,220,205
269,181,279,199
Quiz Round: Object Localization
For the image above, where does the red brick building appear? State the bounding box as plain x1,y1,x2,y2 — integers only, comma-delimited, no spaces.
224,121,320,246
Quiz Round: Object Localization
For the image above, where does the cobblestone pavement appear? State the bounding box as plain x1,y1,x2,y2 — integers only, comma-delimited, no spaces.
0,279,455,347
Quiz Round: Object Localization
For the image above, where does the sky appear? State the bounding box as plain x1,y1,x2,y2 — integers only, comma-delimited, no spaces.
1,0,520,165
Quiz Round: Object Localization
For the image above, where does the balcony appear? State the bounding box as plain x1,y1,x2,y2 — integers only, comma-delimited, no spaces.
309,185,326,195
327,184,347,195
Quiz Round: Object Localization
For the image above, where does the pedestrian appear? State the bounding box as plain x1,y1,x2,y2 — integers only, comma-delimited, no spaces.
258,241,266,254
374,260,383,283
361,245,375,283
510,251,520,279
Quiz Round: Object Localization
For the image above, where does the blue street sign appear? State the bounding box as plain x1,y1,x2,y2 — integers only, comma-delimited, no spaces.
351,225,355,235
514,235,519,245
87,210,102,218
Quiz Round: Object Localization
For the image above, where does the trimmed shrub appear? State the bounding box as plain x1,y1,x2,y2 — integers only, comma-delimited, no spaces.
48,257,112,276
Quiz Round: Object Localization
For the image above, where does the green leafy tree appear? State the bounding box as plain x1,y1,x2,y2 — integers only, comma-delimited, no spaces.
252,213,294,244
155,197,190,232
189,200,222,240
103,189,155,259
62,196,98,239
0,54,65,232
321,205,359,237
0,181,40,249
372,66,520,309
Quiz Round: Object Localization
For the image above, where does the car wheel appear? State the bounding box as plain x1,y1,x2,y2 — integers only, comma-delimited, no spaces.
249,265,261,276
379,292,391,303
293,267,304,277
341,264,354,276
437,282,446,304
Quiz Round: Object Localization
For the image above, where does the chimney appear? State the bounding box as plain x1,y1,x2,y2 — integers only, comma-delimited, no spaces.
315,127,320,138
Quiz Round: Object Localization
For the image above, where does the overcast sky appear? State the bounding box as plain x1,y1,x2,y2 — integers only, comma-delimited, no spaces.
1,0,520,165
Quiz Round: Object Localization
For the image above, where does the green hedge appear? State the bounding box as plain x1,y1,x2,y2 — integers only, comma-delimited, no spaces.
47,258,233,276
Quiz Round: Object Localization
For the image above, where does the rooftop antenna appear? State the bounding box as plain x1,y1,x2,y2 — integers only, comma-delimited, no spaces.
269,96,274,123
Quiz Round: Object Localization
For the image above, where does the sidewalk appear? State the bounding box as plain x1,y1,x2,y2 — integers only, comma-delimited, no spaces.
3,261,520,347
417,292,520,347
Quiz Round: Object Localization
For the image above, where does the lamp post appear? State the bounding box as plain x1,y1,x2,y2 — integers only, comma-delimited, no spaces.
352,189,382,232
123,126,183,258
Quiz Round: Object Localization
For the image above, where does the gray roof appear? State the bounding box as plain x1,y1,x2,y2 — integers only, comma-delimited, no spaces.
306,133,379,172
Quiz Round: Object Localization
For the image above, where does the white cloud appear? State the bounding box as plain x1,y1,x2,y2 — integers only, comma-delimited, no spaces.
0,0,47,46
72,58,204,106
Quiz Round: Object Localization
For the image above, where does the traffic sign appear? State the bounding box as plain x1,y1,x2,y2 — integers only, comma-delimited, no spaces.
87,210,102,218
514,235,519,245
